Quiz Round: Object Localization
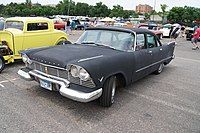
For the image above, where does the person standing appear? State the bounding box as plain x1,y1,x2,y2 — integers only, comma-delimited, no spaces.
191,26,200,50
70,20,76,35
180,25,185,38
65,18,71,34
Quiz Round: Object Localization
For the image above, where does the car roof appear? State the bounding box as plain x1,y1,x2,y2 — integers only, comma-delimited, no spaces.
86,26,155,35
6,17,52,23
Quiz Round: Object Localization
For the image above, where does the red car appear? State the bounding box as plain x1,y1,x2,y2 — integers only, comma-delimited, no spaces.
138,24,163,39
53,19,66,30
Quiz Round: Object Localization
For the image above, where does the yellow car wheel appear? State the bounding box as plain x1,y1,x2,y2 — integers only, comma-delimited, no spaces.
0,56,5,73
56,38,67,45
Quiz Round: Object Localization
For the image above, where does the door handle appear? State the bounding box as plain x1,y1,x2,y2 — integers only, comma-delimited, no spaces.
148,50,153,54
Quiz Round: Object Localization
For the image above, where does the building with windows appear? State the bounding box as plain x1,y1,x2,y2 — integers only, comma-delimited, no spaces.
136,4,153,14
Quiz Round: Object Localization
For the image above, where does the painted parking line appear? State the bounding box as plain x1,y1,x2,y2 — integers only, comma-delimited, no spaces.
124,90,200,117
0,78,19,88
176,57,200,63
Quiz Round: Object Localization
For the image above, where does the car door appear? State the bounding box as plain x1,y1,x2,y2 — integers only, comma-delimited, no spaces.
146,33,163,72
133,33,154,81
23,22,52,50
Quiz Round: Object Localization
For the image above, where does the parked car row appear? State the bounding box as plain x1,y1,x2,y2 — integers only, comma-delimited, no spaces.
53,18,87,30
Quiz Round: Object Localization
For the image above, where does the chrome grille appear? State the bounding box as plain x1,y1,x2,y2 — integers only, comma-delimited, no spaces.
28,62,95,88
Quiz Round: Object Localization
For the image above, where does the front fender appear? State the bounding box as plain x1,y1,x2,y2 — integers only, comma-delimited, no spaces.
70,52,135,88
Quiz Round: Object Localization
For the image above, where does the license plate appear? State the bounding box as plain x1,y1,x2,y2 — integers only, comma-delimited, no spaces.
40,79,52,91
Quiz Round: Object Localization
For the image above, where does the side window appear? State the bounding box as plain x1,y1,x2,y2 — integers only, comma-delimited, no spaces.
27,22,48,31
147,34,157,48
136,34,146,50
156,38,162,47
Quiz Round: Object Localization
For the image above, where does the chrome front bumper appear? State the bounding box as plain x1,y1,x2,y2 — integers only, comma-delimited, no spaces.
18,69,102,103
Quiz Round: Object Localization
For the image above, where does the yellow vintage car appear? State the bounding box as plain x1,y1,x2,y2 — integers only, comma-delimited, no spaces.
0,17,68,72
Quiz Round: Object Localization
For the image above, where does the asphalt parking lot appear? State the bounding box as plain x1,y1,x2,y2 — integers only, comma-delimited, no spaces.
0,31,200,133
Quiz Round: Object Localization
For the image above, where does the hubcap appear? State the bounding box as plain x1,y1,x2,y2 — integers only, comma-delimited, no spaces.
158,63,164,73
111,77,116,103
0,59,2,69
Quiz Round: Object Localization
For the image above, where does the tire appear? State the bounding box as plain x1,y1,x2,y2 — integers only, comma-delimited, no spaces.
99,76,117,107
56,38,67,45
0,56,5,73
154,63,164,75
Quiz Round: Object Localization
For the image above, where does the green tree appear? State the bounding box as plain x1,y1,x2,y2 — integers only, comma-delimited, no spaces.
74,2,89,16
159,4,168,23
109,5,124,18
166,6,200,25
90,2,110,17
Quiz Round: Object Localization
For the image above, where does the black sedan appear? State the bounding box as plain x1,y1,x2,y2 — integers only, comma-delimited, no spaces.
18,27,175,107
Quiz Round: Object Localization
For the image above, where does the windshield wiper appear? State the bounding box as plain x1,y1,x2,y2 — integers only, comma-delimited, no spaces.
81,41,116,50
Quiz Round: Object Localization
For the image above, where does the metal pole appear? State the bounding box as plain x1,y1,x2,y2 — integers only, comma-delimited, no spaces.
153,0,156,21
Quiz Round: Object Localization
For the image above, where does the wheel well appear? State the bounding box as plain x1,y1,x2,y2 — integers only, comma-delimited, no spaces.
115,73,126,88
55,37,67,45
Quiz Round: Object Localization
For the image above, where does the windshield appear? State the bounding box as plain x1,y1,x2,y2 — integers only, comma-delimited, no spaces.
76,30,135,52
5,21,24,30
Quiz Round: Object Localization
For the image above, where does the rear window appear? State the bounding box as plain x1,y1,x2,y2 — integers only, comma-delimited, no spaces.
27,22,48,31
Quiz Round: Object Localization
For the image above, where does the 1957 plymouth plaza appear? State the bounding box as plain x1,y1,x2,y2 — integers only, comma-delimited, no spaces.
18,27,175,107
0,17,68,72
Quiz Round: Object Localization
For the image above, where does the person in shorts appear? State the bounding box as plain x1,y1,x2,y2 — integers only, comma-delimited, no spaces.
191,26,200,50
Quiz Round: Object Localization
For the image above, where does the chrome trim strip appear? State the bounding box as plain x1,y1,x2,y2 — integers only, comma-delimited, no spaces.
135,56,173,73
60,87,102,103
31,70,70,85
17,69,33,81
78,55,103,62
31,60,67,70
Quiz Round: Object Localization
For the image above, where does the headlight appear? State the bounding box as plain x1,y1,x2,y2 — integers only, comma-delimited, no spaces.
70,65,79,77
69,65,91,81
79,68,90,81
22,54,32,64
22,54,28,63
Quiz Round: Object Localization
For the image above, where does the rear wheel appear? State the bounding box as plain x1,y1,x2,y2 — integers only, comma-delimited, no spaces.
56,38,68,45
0,56,5,73
99,76,117,107
154,63,164,75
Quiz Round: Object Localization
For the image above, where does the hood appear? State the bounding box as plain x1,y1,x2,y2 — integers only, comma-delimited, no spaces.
27,44,122,68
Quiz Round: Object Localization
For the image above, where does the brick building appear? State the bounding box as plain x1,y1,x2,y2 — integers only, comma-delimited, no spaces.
136,4,153,14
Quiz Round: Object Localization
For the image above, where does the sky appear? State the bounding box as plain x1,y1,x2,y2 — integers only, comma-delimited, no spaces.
1,0,200,11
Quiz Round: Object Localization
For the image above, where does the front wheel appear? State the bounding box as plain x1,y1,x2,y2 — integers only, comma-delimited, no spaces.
99,76,117,107
0,56,5,73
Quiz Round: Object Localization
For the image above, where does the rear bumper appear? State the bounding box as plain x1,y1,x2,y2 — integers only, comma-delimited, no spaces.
18,68,102,103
